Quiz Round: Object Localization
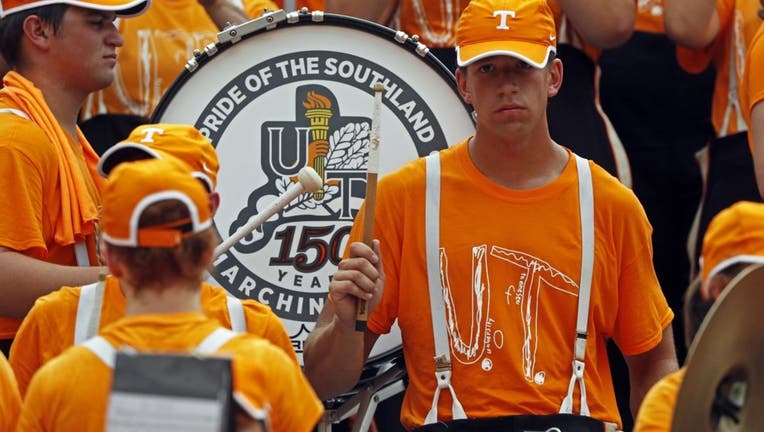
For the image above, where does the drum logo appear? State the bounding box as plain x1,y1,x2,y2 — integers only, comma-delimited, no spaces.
188,50,465,359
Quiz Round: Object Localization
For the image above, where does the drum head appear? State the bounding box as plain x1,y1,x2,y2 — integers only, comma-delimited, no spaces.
152,11,475,365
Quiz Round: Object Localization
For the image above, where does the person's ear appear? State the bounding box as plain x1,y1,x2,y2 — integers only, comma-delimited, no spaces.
209,191,221,215
101,243,124,278
22,15,53,51
547,58,563,98
456,68,473,105
707,272,733,301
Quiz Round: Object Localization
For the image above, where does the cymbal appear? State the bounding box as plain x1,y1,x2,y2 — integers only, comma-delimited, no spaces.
672,263,764,431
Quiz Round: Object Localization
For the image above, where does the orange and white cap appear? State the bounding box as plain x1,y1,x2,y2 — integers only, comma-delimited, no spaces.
99,124,219,192
101,158,212,248
455,0,557,68
0,0,149,18
700,201,764,298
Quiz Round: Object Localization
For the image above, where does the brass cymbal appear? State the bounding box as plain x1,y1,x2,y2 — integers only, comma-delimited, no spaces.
672,263,764,431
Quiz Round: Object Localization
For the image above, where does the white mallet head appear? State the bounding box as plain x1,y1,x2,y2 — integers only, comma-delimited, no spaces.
297,166,323,193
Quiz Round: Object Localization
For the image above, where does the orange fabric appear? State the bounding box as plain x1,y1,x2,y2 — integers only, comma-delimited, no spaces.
359,141,673,429
80,0,277,120
10,276,297,397
455,0,557,68
393,0,470,48
741,22,764,129
676,0,761,137
16,313,321,432
0,352,21,432
274,0,323,10
1,72,103,250
0,72,102,338
633,367,686,432
634,0,666,34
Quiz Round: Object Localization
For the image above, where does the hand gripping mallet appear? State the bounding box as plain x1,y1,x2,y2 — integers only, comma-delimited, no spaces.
355,82,384,332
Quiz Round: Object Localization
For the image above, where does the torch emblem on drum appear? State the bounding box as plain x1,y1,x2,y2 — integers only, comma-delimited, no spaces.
303,91,333,201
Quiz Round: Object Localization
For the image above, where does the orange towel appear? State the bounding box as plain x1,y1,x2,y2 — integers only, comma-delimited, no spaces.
1,71,104,248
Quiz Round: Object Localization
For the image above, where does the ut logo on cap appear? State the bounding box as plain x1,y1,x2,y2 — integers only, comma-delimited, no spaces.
139,127,165,143
494,10,516,30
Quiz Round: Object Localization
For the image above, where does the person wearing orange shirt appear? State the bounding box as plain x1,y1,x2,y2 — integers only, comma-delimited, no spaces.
304,0,678,430
633,201,764,431
664,0,764,270
0,352,21,431
742,20,764,197
9,123,298,397
0,0,150,356
78,0,278,155
16,158,323,432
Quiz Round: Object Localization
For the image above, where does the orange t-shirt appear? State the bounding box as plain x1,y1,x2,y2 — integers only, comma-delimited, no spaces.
81,0,277,120
389,0,470,48
676,0,761,137
16,313,322,432
10,276,296,396
0,352,21,432
741,23,764,131
633,367,686,432
359,141,673,429
0,102,100,339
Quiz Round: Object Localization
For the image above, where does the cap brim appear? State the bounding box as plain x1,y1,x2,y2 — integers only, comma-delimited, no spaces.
0,0,149,18
98,142,162,177
457,41,555,68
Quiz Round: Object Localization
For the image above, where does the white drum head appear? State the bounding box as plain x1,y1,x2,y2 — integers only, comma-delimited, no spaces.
153,11,475,365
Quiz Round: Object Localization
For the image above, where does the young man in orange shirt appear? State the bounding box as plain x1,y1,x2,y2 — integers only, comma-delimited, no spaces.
0,0,149,355
305,0,678,429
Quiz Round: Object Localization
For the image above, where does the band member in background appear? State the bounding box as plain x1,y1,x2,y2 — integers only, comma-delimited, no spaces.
634,201,764,431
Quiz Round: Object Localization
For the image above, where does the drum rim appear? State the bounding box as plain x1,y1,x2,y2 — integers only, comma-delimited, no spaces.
151,11,473,122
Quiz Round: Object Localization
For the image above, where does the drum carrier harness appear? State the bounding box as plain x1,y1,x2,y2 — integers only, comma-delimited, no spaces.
419,151,618,432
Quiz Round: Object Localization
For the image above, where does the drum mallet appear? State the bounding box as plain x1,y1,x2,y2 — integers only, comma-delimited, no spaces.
213,166,323,258
355,82,384,332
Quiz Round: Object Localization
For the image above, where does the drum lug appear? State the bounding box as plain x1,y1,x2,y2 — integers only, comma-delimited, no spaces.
394,30,409,44
204,43,218,57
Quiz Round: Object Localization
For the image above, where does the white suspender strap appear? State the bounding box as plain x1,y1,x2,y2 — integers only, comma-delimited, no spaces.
720,34,747,137
283,0,296,10
74,242,90,266
423,152,467,425
560,155,595,416
74,280,106,344
195,327,238,354
82,336,117,368
226,295,247,332
0,108,30,119
80,328,236,369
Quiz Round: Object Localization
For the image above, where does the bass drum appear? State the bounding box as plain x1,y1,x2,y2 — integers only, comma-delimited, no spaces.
152,6,474,406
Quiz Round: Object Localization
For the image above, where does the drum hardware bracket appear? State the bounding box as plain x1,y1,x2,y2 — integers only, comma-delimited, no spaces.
317,365,407,432
217,9,288,44
185,50,203,73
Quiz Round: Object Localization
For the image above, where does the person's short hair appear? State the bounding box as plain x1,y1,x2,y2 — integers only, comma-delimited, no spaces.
106,199,217,288
0,5,67,67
